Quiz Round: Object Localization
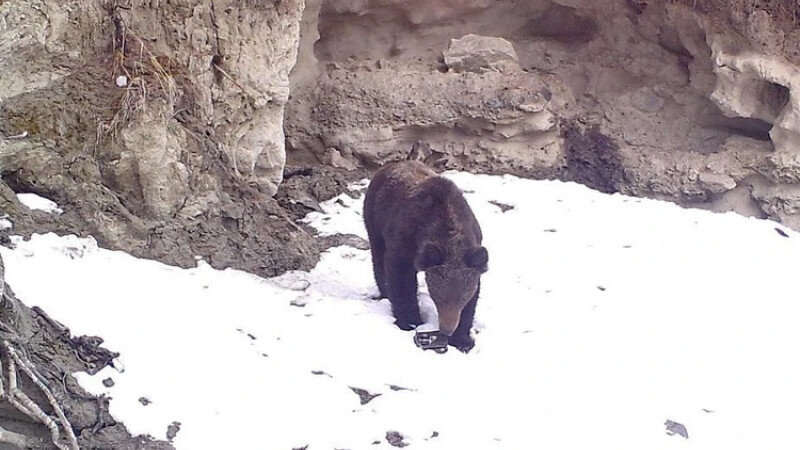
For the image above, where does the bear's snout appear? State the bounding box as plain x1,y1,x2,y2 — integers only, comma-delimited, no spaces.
437,307,463,336
426,266,480,335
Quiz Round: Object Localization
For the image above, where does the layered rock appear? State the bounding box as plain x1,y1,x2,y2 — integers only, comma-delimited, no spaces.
286,0,800,228
707,34,800,226
0,0,317,276
4,0,800,263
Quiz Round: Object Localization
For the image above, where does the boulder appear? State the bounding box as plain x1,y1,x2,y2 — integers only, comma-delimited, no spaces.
443,34,520,73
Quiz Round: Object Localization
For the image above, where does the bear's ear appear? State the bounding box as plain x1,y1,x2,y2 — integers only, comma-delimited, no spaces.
415,243,445,270
465,246,488,272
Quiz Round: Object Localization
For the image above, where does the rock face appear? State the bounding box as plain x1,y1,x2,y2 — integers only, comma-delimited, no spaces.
709,40,800,227
286,0,800,229
0,0,317,277
4,0,800,267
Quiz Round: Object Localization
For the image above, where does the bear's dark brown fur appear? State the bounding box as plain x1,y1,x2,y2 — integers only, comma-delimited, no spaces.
363,161,488,352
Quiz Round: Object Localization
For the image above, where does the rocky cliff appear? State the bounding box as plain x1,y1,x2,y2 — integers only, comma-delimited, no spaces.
2,0,800,272
287,0,800,227
0,0,318,277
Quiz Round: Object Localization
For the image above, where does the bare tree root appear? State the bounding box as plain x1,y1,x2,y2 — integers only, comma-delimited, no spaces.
0,261,80,448
0,342,80,450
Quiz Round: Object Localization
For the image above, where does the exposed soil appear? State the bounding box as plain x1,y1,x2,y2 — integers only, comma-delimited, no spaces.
349,387,382,405
276,165,368,221
0,163,366,449
563,121,626,194
0,164,371,278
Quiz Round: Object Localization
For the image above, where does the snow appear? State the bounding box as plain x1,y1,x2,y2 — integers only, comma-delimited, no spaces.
16,193,63,214
3,172,800,449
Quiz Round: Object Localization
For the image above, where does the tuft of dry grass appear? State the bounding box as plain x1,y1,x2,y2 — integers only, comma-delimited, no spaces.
97,2,181,144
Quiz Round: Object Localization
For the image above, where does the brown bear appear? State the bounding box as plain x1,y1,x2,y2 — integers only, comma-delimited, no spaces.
363,161,488,352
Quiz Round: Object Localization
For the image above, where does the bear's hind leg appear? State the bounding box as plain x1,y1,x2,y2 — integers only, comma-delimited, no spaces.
369,235,388,298
385,256,422,331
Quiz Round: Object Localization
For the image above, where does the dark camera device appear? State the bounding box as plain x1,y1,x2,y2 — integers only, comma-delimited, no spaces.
414,330,448,353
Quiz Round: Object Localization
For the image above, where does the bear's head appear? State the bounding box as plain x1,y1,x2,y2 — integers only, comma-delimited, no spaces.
415,243,488,336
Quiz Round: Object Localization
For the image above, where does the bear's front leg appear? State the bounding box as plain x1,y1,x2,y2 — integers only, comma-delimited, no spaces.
385,255,422,331
449,282,480,352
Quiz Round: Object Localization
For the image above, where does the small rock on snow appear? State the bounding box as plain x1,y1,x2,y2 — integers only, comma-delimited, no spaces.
166,421,181,441
386,431,409,448
388,384,414,392
350,387,382,405
665,419,688,439
489,200,514,212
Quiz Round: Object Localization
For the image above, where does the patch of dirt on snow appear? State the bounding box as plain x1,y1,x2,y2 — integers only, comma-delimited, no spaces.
349,387,382,405
386,430,409,448
276,165,368,221
276,165,371,252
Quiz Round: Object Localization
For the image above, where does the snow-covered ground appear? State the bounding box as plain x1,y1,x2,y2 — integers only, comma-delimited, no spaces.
16,192,63,214
2,172,800,449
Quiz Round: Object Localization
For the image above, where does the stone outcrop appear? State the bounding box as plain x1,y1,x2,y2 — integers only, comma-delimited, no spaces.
4,0,800,264
0,0,317,277
298,67,558,175
443,34,521,73
286,0,800,228
706,34,800,226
